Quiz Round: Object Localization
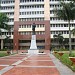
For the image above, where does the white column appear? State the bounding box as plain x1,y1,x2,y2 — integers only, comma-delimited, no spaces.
44,0,50,20
1,39,3,49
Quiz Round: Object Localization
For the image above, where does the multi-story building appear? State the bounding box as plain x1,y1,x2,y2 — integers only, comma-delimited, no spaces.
50,0,75,50
0,0,75,51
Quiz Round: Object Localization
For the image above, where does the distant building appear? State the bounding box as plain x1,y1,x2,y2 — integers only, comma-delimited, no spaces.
0,0,75,50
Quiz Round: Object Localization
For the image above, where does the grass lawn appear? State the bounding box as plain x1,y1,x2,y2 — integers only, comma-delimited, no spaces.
0,51,8,57
54,52,75,72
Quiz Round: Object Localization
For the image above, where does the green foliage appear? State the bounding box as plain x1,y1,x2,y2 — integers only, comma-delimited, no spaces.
71,28,75,36
54,53,75,71
61,54,72,66
54,53,60,59
55,1,75,21
69,53,75,57
72,65,75,71
53,48,59,51
53,34,64,48
54,1,75,55
0,13,9,29
53,48,68,52
1,48,7,51
59,48,68,51
0,51,8,57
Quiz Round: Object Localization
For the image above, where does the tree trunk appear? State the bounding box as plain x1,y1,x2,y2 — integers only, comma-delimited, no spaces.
1,39,3,49
68,20,72,55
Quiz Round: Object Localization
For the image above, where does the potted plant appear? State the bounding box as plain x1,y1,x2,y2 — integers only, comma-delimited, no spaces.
57,48,64,56
54,51,58,54
58,52,64,56
69,53,75,65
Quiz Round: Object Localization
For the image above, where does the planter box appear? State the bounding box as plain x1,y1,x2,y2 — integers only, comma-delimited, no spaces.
69,57,75,64
54,51,57,54
58,52,64,56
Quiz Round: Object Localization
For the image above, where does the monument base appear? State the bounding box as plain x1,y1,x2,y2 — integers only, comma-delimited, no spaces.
28,49,39,54
28,35,39,54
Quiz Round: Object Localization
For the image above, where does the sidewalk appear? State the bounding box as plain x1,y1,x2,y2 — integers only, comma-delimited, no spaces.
50,54,75,75
0,52,75,75
0,53,60,75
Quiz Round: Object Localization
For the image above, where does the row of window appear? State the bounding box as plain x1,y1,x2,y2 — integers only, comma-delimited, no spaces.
1,6,14,10
19,31,45,35
1,0,15,4
50,10,55,14
8,18,71,22
1,0,71,4
19,40,45,43
51,24,75,27
19,18,44,21
20,5,44,9
50,17,74,21
0,31,72,35
19,24,45,28
50,0,70,1
50,4,61,8
1,5,61,10
51,31,69,34
2,32,13,35
20,0,44,3
5,12,14,16
50,17,63,21
20,11,44,15
9,19,14,22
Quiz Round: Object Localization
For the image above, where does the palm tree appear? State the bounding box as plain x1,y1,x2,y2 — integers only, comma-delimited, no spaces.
54,1,75,55
53,34,64,48
72,0,75,2
71,28,75,36
63,38,69,49
0,0,1,10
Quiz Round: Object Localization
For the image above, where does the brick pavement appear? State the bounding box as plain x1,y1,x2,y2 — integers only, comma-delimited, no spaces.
0,53,60,75
0,66,5,70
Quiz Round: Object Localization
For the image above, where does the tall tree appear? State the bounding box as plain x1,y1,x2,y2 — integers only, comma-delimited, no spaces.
0,13,9,29
0,0,9,31
54,1,75,55
72,0,75,2
53,34,63,48
0,0,1,9
4,26,12,50
0,13,9,35
71,28,75,36
0,0,10,50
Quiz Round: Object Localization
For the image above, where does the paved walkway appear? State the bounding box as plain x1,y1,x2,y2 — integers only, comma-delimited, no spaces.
0,52,75,75
0,53,60,75
50,54,75,75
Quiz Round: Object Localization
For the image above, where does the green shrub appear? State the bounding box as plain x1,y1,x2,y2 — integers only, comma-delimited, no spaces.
71,65,75,71
61,54,72,66
54,53,75,71
69,53,75,57
0,52,8,57
1,48,7,51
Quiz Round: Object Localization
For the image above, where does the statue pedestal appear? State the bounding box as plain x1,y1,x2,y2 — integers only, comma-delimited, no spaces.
28,35,39,54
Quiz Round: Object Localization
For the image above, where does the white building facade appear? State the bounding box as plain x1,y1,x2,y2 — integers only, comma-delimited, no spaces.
0,0,75,50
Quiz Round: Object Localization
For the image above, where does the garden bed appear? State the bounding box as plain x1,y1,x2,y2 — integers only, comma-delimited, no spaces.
54,53,75,72
0,51,8,57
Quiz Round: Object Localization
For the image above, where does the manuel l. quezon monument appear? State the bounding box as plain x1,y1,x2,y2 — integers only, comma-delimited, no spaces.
28,23,39,54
